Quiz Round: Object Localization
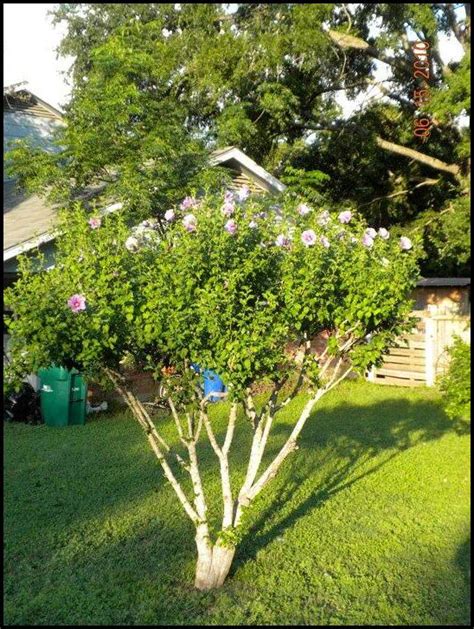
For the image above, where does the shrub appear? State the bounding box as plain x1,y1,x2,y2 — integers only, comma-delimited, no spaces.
439,337,471,423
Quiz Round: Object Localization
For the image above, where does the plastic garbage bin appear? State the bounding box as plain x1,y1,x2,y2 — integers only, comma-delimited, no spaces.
69,370,88,425
38,366,71,427
38,366,88,426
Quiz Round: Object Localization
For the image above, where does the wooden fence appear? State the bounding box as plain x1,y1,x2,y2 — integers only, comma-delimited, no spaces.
367,310,470,387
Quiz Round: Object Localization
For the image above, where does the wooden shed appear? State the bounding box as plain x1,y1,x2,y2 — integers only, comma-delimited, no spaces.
368,278,471,387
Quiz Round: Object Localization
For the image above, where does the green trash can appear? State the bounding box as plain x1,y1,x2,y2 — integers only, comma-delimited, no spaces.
69,370,87,425
38,366,88,427
38,366,71,427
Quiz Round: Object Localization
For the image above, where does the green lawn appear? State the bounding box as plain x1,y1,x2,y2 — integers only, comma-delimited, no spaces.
4,380,470,626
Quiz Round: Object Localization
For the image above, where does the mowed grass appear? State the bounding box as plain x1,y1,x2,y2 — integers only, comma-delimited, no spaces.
4,380,470,626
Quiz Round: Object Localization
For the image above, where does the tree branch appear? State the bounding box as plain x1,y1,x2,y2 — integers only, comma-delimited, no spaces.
359,178,440,207
104,368,198,524
375,136,461,179
327,29,398,68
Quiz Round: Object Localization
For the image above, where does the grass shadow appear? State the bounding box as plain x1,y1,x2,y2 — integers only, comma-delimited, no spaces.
234,394,460,572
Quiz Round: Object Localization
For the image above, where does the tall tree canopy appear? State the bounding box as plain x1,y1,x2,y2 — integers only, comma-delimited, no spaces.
8,3,470,275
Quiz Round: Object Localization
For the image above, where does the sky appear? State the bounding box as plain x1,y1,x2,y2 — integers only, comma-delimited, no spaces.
4,3,73,111
3,3,467,115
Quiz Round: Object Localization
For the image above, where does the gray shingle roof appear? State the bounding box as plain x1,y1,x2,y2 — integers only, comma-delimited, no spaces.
417,277,470,287
4,90,64,253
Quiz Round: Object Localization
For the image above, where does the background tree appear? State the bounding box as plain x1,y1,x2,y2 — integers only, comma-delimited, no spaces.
5,191,420,589
6,3,470,273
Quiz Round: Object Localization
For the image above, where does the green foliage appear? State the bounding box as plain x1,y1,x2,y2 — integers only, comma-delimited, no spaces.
439,337,471,423
4,382,470,625
4,205,140,391
134,192,419,397
280,166,330,205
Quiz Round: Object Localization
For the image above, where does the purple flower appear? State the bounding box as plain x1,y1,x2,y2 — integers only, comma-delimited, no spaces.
141,219,154,228
317,210,330,227
164,209,175,222
67,294,86,313
88,217,101,229
225,219,237,235
249,220,258,229
365,227,377,239
236,185,250,202
297,203,312,216
224,190,234,202
180,196,199,210
301,229,317,247
338,210,352,224
276,234,291,247
400,236,413,250
125,236,140,252
320,236,330,248
378,227,390,239
221,201,235,217
257,211,267,220
183,214,197,232
362,233,374,248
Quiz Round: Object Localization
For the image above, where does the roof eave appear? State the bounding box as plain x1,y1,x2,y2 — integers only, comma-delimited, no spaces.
3,202,123,262
210,146,286,193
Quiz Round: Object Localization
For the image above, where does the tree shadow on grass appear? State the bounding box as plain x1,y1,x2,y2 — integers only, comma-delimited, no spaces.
233,396,462,573
456,536,471,589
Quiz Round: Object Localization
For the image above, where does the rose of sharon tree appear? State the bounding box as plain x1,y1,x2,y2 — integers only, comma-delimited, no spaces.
5,190,419,590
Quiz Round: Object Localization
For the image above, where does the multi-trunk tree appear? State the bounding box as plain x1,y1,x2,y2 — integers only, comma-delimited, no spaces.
5,190,419,589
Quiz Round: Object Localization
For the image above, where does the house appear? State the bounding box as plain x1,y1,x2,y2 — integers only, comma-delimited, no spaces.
210,146,286,195
4,87,65,285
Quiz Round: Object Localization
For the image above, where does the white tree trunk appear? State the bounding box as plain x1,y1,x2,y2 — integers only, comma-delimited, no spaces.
195,540,236,590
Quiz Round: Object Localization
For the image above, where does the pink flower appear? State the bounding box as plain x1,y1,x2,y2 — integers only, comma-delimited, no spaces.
317,210,330,227
362,234,374,248
365,227,377,239
301,229,317,247
378,227,390,240
276,234,291,247
164,209,175,222
183,214,197,232
224,190,234,202
236,185,250,202
297,203,312,216
225,219,237,235
221,201,235,217
320,236,330,248
88,217,101,229
400,236,413,250
180,196,199,210
338,210,352,224
67,294,86,313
